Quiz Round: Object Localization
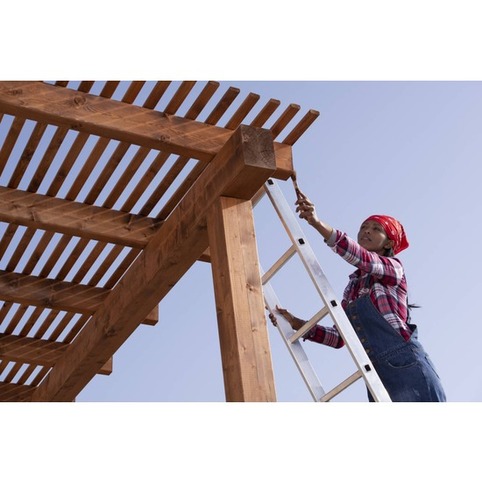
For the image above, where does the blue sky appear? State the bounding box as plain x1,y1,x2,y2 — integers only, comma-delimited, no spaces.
72,80,482,404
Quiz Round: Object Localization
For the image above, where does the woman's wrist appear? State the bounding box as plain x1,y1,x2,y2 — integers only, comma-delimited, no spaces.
312,220,333,241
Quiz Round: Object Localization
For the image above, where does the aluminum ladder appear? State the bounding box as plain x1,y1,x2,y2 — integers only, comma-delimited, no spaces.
259,178,391,402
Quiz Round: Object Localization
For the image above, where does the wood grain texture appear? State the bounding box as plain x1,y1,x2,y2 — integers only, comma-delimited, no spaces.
0,81,292,178
0,186,163,248
29,124,276,401
207,196,276,401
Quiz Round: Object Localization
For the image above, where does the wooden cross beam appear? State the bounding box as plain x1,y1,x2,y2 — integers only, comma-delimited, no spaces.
0,186,163,248
0,333,112,376
0,270,158,326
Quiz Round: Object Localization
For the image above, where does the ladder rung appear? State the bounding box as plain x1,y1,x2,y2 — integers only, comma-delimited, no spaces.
261,245,297,285
289,306,329,343
319,371,363,402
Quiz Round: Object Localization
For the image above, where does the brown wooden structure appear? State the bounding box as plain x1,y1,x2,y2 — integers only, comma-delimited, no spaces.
0,81,319,402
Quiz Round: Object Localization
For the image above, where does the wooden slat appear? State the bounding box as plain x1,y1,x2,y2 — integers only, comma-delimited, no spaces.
164,81,196,115
102,248,141,289
1,305,28,335
3,362,23,383
33,310,73,339
0,270,158,325
64,137,111,200
98,81,121,99
26,126,70,192
0,186,163,248
224,92,260,130
78,81,96,93
0,117,26,177
282,109,320,146
52,238,90,281
55,313,90,343
38,235,72,278
30,124,276,402
82,141,131,205
18,306,48,337
204,86,240,125
269,103,301,139
155,161,206,220
16,365,37,385
8,122,48,188
45,131,91,197
121,81,145,104
184,81,220,120
0,224,19,258
102,146,151,209
143,81,171,109
0,381,36,402
29,366,50,387
69,242,108,284
137,156,192,217
5,227,37,272
250,99,281,128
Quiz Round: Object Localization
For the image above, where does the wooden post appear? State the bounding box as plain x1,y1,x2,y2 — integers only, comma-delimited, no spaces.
208,196,276,402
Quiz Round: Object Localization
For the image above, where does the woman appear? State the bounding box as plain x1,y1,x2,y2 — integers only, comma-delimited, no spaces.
272,191,446,402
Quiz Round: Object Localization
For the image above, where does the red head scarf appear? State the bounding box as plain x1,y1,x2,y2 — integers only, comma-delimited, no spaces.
363,214,409,255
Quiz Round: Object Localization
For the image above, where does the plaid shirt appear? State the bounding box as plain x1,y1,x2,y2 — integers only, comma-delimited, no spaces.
305,229,411,348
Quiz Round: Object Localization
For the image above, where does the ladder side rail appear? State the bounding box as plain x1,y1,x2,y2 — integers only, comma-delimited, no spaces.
263,280,326,402
264,179,392,402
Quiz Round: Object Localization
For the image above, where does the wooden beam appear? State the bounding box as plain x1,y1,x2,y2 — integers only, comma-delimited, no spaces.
0,81,293,179
0,333,66,365
0,333,112,375
29,124,276,402
0,270,158,325
0,186,162,248
207,197,276,401
0,381,36,402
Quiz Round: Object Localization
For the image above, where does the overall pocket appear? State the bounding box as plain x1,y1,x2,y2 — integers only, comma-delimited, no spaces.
378,344,418,369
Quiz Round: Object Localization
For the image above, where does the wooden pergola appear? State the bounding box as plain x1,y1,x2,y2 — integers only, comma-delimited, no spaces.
0,81,319,402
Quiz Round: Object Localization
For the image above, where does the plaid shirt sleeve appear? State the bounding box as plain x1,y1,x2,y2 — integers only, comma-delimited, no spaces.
327,230,404,285
303,325,345,348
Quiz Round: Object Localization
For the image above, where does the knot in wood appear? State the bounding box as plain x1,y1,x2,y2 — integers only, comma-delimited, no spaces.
73,95,87,107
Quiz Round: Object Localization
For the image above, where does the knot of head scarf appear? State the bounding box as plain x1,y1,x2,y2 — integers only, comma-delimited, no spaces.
363,214,409,255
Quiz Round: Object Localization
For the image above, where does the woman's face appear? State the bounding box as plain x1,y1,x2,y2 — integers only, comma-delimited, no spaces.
357,220,393,255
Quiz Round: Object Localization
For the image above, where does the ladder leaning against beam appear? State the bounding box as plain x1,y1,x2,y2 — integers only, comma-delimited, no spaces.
260,178,391,402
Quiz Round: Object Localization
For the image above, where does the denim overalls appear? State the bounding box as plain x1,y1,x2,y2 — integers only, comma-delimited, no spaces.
345,295,446,402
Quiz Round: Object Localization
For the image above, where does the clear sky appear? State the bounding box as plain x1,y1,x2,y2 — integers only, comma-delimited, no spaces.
3,2,482,481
